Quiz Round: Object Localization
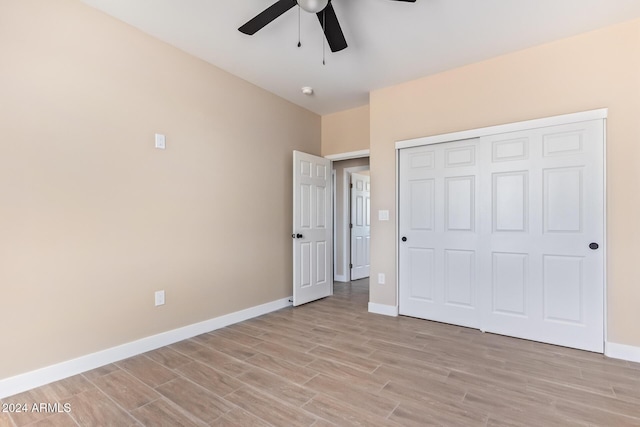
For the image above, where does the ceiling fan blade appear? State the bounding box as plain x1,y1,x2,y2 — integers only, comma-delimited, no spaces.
238,0,297,35
316,2,347,52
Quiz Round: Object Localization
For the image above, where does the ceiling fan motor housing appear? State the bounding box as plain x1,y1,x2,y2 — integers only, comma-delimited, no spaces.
297,0,329,13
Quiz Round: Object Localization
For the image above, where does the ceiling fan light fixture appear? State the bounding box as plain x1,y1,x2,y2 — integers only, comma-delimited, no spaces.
301,86,314,96
297,0,328,13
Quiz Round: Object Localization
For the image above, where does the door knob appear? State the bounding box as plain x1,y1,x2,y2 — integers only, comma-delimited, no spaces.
589,242,599,250
401,236,407,242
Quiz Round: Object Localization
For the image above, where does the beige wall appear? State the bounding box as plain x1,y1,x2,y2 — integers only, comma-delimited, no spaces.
369,19,640,347
0,0,320,380
321,105,370,156
333,158,370,280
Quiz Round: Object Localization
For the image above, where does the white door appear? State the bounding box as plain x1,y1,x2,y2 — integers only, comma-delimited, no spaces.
399,139,481,328
350,173,370,280
293,151,332,306
479,120,604,352
399,120,604,352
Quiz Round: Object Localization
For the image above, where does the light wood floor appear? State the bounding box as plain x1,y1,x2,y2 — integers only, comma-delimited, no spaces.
2,279,640,426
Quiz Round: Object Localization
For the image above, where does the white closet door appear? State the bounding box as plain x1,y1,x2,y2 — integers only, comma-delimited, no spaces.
399,139,481,328
479,120,604,352
398,119,604,352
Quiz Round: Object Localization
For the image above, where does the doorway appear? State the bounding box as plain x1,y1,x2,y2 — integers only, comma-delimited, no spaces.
331,158,370,283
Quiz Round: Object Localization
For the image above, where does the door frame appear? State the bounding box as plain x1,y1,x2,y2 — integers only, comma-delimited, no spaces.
394,108,608,344
343,166,370,281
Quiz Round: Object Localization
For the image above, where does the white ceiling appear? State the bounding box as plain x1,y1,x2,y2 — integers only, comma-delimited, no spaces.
80,0,640,115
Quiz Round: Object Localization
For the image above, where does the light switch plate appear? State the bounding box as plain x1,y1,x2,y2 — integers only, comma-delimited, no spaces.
155,290,165,306
378,210,390,221
155,133,166,150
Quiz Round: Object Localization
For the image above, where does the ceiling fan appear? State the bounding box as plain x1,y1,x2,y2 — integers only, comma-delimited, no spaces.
239,0,416,53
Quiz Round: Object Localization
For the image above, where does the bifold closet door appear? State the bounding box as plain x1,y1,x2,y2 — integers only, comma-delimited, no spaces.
398,119,604,352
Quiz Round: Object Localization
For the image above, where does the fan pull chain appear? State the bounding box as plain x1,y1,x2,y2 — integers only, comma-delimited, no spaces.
322,10,326,65
297,5,301,47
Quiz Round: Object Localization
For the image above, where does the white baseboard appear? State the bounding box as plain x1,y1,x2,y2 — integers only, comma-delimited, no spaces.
368,302,399,317
605,342,640,363
333,274,348,283
0,296,293,400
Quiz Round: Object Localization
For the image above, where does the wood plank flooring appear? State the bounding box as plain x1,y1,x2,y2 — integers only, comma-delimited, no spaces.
3,279,640,426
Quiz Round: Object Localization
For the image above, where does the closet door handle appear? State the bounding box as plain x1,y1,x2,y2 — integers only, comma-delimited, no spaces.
401,236,407,242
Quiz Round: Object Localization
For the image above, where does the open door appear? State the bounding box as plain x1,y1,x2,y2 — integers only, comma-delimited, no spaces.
350,173,370,280
292,151,332,306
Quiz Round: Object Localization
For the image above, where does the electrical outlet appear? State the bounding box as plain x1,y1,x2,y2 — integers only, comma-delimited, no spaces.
378,273,386,285
155,290,165,306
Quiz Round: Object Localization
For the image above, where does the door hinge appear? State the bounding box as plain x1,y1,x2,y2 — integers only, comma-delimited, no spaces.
350,263,353,268
350,183,353,188
350,223,353,229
